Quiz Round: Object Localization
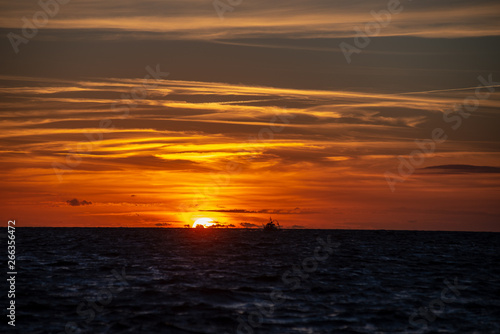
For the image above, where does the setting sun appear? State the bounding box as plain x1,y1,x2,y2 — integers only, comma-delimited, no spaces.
192,218,214,228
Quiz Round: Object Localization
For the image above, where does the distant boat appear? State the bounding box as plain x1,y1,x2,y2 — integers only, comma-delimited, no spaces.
263,217,281,231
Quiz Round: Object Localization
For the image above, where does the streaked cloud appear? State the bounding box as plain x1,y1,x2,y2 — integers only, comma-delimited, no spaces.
1,72,499,230
419,164,500,174
1,0,500,39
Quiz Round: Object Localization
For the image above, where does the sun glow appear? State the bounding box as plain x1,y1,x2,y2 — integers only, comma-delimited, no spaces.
192,218,214,228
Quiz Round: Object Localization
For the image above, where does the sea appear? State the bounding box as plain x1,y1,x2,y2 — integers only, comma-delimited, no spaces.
2,228,499,333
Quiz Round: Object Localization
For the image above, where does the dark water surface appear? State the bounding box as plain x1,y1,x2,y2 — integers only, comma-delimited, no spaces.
2,228,499,333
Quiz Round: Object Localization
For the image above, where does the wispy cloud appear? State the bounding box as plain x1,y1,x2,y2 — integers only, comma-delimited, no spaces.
1,0,499,38
1,38,499,230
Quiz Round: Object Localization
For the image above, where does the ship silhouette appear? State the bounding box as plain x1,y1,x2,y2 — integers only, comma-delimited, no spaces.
263,217,281,231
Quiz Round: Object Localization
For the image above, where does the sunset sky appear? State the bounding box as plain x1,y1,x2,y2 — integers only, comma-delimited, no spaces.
1,0,499,230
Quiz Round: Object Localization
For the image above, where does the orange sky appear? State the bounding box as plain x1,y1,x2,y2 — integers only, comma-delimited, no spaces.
1,0,499,230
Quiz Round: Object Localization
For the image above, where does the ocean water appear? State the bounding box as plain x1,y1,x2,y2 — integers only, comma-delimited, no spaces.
2,228,499,333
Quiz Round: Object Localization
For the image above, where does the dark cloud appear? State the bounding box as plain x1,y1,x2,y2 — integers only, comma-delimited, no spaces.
66,198,92,206
200,207,312,214
290,225,306,229
137,216,181,224
207,223,228,228
155,223,171,227
419,165,500,174
240,222,259,228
